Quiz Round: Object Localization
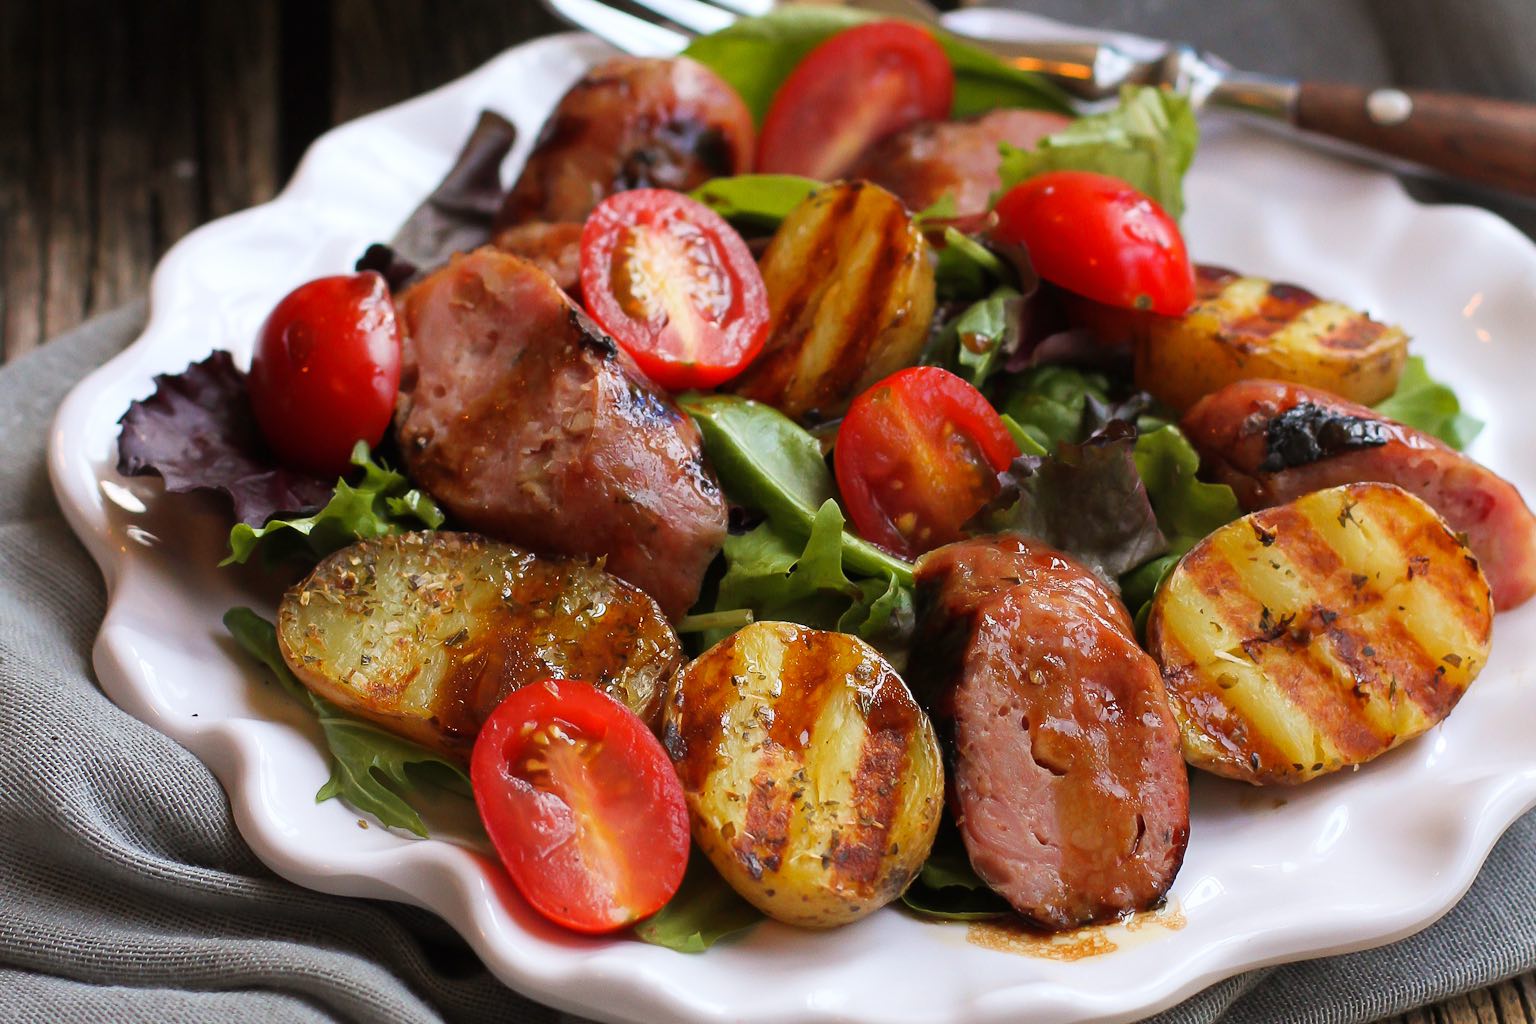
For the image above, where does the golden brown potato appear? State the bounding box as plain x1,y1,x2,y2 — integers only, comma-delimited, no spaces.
278,531,683,760
1135,268,1407,412
729,181,935,422
1146,482,1492,785
664,621,943,928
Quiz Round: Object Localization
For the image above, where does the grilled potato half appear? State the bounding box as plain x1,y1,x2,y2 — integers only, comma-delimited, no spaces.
730,181,935,421
1136,267,1407,412
1146,482,1492,785
664,621,943,928
278,531,683,760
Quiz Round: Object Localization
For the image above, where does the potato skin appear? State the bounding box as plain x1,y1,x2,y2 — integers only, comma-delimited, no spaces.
729,181,936,422
278,531,683,760
1146,483,1492,785
664,621,943,928
1135,268,1407,412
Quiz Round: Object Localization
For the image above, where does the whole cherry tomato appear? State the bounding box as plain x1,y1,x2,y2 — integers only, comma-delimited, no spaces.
835,366,1019,558
580,189,769,391
993,170,1195,316
756,21,955,180
471,679,691,935
247,272,402,477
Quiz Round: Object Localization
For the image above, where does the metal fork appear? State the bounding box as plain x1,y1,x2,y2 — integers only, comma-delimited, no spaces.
541,0,1536,198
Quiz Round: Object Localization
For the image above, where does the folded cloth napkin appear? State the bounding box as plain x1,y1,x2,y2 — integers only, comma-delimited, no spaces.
4,306,1536,1024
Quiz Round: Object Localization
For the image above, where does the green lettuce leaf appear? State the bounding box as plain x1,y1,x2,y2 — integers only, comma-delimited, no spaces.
223,607,469,838
1120,425,1243,616
900,819,1010,921
928,286,1024,390
635,853,762,952
689,174,822,232
681,7,1071,124
998,365,1112,453
997,86,1198,219
1374,355,1484,450
224,442,443,566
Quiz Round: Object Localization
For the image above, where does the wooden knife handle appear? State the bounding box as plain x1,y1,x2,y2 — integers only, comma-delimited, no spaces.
1295,83,1536,197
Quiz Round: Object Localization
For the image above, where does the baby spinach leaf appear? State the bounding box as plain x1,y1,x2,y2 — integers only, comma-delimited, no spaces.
224,442,444,566
680,394,913,584
1374,355,1484,450
998,86,1198,219
682,7,1071,125
929,286,1025,389
635,853,762,953
223,608,469,838
998,365,1113,452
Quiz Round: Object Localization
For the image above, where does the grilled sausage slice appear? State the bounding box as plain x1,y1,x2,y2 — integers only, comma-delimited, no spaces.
848,109,1072,217
395,248,728,618
278,532,683,759
495,56,754,229
491,221,582,294
913,537,1189,931
1182,379,1536,610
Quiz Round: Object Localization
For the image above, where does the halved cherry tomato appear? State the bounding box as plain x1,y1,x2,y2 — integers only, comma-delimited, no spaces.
471,679,690,935
757,21,954,180
835,366,1019,558
993,170,1195,316
247,272,402,478
579,189,769,391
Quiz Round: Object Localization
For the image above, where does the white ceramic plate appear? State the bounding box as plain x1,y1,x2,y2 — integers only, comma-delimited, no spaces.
47,11,1536,1024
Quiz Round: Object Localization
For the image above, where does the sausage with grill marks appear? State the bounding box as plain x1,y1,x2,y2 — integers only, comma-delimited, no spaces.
394,248,728,618
1182,378,1536,610
912,536,1189,931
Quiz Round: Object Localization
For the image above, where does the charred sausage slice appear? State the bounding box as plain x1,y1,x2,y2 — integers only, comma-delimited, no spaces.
914,537,1189,930
1182,379,1536,610
848,109,1071,218
395,248,728,618
495,56,754,229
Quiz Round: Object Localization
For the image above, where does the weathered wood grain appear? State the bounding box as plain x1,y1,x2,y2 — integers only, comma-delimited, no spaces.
3,4,1536,1023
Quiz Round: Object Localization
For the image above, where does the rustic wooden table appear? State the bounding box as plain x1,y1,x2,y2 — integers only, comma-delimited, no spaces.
3,3,1534,1022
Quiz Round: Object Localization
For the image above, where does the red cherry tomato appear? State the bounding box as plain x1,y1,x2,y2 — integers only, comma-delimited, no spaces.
247,272,402,478
471,679,690,935
757,21,955,180
835,366,1019,558
579,189,769,391
993,170,1195,316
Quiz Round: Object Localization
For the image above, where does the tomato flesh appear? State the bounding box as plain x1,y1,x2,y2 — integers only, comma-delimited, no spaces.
580,189,769,391
993,170,1195,317
471,679,690,934
247,272,402,478
836,367,1019,558
757,21,955,180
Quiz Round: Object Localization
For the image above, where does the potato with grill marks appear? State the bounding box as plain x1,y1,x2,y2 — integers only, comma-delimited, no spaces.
1146,482,1492,785
729,181,936,422
1135,266,1407,412
664,621,943,929
278,532,683,761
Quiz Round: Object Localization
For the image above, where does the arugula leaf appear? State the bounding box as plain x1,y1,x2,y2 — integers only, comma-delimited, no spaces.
689,174,822,232
224,442,444,566
223,607,470,838
680,394,913,584
635,853,762,952
681,7,1071,124
1374,355,1484,450
1119,426,1242,616
998,86,1198,219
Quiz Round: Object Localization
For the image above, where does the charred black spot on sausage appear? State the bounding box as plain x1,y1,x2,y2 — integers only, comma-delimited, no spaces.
1259,401,1390,472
